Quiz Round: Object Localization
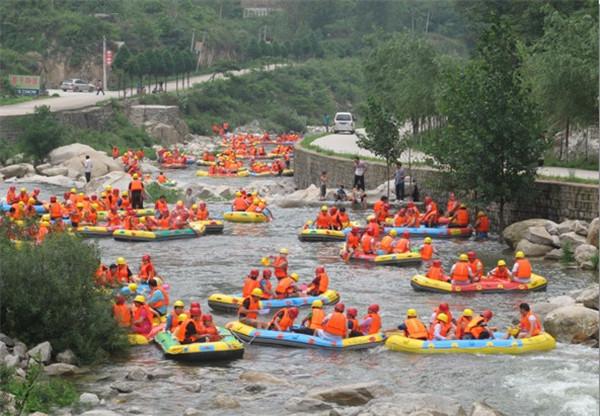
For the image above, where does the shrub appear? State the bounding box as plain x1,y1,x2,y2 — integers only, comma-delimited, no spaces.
18,106,64,165
145,182,182,204
0,232,129,363
560,240,576,265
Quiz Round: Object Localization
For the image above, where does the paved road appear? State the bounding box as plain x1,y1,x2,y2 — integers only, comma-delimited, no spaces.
0,64,283,116
313,131,598,181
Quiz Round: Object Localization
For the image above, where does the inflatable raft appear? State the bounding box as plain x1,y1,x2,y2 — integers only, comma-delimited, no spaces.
382,225,473,238
1,203,46,214
385,332,556,354
342,249,422,266
112,222,205,242
196,219,225,234
410,274,548,293
248,169,293,177
76,225,122,238
223,211,269,223
160,163,187,169
97,208,154,221
298,228,346,242
196,170,249,178
154,328,244,362
227,321,384,350
208,289,340,313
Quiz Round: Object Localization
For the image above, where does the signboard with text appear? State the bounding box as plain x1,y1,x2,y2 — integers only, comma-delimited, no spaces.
9,74,41,96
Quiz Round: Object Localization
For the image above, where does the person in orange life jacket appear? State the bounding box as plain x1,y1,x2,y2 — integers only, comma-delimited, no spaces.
107,207,122,227
449,254,473,285
346,308,363,337
35,221,50,244
131,295,153,336
231,191,249,211
511,251,532,283
305,265,329,296
157,171,168,184
373,196,389,223
517,303,542,338
328,206,342,230
269,307,299,331
360,304,382,335
48,196,63,220
138,254,156,283
95,263,111,286
123,208,141,230
391,309,428,340
467,251,484,281
337,207,350,228
345,227,361,252
177,305,209,344
360,228,376,254
239,288,269,329
275,273,299,299
429,303,454,327
419,237,436,261
118,191,131,210
474,211,490,239
294,300,325,335
165,300,185,333
115,257,132,284
242,269,261,297
449,204,470,227
421,196,439,227
128,173,145,209
316,303,347,341
258,269,274,299
378,229,397,254
30,188,42,205
148,278,169,316
464,310,495,340
70,202,84,227
446,192,459,217
393,208,407,227
154,195,169,218
113,295,131,327
24,198,38,218
366,215,380,238
429,313,455,340
393,231,411,253
315,205,331,229
272,248,289,280
486,260,512,281
426,259,449,282
454,309,474,340
201,314,221,341
5,186,17,204
85,204,98,225
18,188,29,204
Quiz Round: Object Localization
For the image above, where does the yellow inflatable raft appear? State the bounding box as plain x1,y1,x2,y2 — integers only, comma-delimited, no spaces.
223,211,269,223
410,273,548,294
196,170,249,177
208,289,340,313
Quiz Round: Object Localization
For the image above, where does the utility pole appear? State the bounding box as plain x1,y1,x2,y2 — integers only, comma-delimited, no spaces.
190,29,195,53
102,35,107,90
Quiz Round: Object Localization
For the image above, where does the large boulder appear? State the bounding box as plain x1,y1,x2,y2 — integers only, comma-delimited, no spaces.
84,171,131,195
0,163,35,179
285,397,333,413
574,244,598,269
48,143,97,164
0,333,15,347
557,220,576,235
277,184,321,208
27,341,52,364
44,363,78,376
544,249,563,261
503,219,554,249
38,166,69,177
0,342,8,361
548,295,576,306
79,392,100,406
147,123,183,145
573,220,589,237
576,284,599,310
587,218,599,248
356,393,464,416
308,382,389,406
559,232,587,250
470,401,506,416
515,239,553,257
525,226,555,246
239,370,288,385
212,393,240,409
48,143,123,179
5,174,84,189
4,354,19,369
56,349,78,365
532,302,563,320
125,367,148,381
544,305,599,344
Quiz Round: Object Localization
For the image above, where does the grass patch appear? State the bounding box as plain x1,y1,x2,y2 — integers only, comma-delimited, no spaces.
561,241,576,265
543,153,599,171
0,94,57,106
145,182,182,204
537,175,598,185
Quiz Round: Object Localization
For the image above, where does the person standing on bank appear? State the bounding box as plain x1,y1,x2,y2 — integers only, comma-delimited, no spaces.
353,157,367,191
82,155,93,183
96,79,104,95
128,173,145,209
319,171,328,201
395,162,405,201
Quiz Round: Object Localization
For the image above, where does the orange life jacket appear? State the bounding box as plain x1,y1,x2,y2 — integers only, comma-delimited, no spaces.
469,259,483,279
346,233,360,249
490,266,510,280
476,215,490,232
451,262,470,282
232,197,248,211
177,319,205,343
361,233,374,253
6,190,17,204
420,244,433,260
139,262,156,281
428,320,452,340
454,208,469,227
275,277,294,298
455,315,472,339
348,318,360,333
324,312,347,337
404,318,428,339
149,286,169,310
394,214,407,227
316,272,329,294
394,238,410,253
113,304,131,327
157,175,167,184
426,265,445,280
116,265,130,283
272,308,295,331
168,311,181,332
308,308,325,330
515,259,532,279
273,256,287,278
240,296,259,319
466,316,488,338
365,312,382,334
315,213,330,229
36,226,49,244
129,180,143,191
447,200,458,215
338,213,350,228
49,202,63,219
520,311,541,336
366,222,380,238
203,324,220,341
242,277,260,298
380,236,394,253
120,198,131,210
107,212,122,227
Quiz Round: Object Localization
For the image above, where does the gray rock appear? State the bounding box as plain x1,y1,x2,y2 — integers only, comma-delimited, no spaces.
4,354,20,369
548,295,576,306
110,381,134,393
532,302,563,320
544,305,599,344
286,397,333,412
551,235,561,248
15,368,26,379
29,412,49,416
44,363,78,376
544,248,563,261
126,406,143,414
35,163,52,172
125,367,148,381
12,341,27,359
515,239,553,257
148,368,172,379
580,261,595,270
28,341,53,364
213,393,240,409
184,382,202,393
0,333,15,347
308,382,389,406
586,218,599,248
503,219,554,249
79,392,100,406
56,349,78,365
574,244,598,267
0,163,35,179
545,221,559,235
239,370,288,385
244,384,267,393
356,393,464,416
557,220,576,235
80,411,124,416
470,401,506,416
576,284,599,310
0,341,8,361
183,408,203,416
559,232,587,250
525,226,554,246
573,220,589,237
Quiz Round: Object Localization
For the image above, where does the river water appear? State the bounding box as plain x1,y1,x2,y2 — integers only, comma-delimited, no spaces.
2,174,598,415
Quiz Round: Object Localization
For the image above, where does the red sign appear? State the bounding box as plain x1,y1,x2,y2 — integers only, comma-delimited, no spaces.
105,50,113,65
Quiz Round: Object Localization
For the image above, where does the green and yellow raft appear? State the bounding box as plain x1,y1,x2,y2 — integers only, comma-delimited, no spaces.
112,222,206,242
154,328,244,362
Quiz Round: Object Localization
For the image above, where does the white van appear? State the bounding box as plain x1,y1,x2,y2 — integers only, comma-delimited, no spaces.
333,112,355,134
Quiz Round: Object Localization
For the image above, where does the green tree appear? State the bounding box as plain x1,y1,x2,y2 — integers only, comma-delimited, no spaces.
112,44,131,94
426,19,545,229
19,106,64,165
160,49,174,92
360,97,402,198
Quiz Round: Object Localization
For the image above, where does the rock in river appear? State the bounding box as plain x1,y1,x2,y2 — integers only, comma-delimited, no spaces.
308,382,389,406
544,305,599,344
503,219,554,249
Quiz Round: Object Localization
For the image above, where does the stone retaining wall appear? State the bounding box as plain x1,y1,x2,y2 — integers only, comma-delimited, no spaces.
294,143,599,223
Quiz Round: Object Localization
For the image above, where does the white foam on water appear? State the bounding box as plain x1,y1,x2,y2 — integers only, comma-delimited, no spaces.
561,395,599,416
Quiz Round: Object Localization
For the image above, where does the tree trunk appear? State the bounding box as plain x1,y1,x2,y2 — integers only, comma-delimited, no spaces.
498,199,505,232
386,162,390,200
564,118,570,162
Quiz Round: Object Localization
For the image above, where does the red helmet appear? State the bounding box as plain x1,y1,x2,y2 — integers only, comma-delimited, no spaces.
425,196,432,203
33,188,40,194
8,186,15,191
315,265,325,273
482,309,493,320
288,307,299,318
335,303,345,312
438,303,449,312
347,308,358,317
433,259,442,266
383,203,390,210
407,202,415,208
199,201,206,207
398,208,406,215
250,269,259,277
351,227,359,234
368,304,380,313
50,196,57,202
329,207,337,213
63,192,70,199
91,195,98,200
262,269,272,277
190,302,201,309
202,313,213,321
190,307,202,316
467,251,476,259
402,231,410,238
142,254,151,261
367,229,374,236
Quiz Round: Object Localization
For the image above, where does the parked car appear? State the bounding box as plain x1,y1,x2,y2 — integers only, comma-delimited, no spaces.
333,112,355,134
60,79,95,92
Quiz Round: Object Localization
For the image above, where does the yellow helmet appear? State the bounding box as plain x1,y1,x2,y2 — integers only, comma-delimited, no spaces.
101,192,107,197
367,214,375,221
251,288,264,297
76,202,84,208
407,308,417,317
235,191,242,197
78,192,84,197
28,198,35,204
91,203,99,209
117,257,126,265
253,198,260,204
279,248,288,254
463,308,473,317
139,217,146,223
477,211,485,217
515,251,525,259
70,188,76,193
105,185,112,191
290,273,299,282
128,283,137,292
389,229,397,237
122,191,128,196
191,204,197,209
132,173,139,179
424,237,432,244
321,205,328,211
18,201,25,207
41,214,50,221
459,254,468,261
134,295,145,303
20,187,27,193
177,200,184,206
312,300,323,308
178,313,188,321
437,313,448,323
251,191,258,196
40,221,50,227
174,300,185,308
497,259,506,267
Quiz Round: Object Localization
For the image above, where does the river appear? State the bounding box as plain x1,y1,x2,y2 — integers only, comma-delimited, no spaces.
2,174,598,415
